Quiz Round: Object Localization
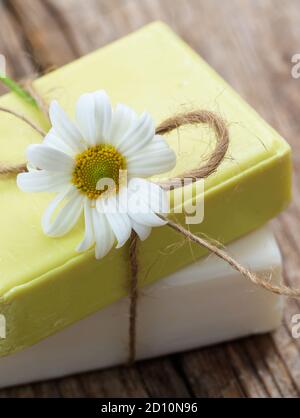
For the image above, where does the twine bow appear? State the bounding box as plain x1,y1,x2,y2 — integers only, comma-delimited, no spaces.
0,81,299,366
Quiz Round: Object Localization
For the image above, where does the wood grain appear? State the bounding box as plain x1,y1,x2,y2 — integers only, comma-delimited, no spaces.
0,0,300,398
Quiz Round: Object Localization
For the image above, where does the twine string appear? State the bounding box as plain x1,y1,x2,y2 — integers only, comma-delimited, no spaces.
156,110,229,188
128,110,230,363
0,106,46,140
0,80,48,176
128,231,139,366
0,106,45,176
0,162,27,176
164,216,299,297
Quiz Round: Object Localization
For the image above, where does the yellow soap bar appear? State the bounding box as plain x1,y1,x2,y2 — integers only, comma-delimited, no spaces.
0,22,291,356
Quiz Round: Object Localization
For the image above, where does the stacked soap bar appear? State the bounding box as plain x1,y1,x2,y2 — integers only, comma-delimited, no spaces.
0,227,283,388
0,22,291,363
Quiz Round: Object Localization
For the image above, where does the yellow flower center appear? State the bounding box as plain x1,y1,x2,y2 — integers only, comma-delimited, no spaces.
72,144,126,199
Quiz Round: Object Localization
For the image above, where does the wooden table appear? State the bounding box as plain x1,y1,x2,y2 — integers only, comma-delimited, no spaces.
0,0,300,398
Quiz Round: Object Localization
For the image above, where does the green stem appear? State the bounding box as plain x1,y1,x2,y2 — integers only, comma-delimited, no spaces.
0,75,37,108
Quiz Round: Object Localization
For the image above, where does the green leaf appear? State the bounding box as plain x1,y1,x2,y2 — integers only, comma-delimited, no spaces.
0,75,38,108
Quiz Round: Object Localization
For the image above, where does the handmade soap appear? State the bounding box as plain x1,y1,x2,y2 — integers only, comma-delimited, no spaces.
0,22,291,357
0,227,282,388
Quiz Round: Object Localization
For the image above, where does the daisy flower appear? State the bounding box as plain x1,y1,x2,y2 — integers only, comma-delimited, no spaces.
17,91,176,259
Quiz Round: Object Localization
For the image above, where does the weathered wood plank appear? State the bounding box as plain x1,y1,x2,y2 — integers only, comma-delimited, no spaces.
8,0,78,69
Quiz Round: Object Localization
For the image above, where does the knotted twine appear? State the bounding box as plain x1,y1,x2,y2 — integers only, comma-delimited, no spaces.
0,89,300,366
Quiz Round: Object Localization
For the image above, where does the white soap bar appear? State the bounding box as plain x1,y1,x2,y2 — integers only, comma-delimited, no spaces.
0,226,283,389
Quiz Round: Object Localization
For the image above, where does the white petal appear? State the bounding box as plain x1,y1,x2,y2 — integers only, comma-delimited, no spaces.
127,178,168,227
27,144,75,173
97,195,132,248
92,208,114,259
128,200,166,227
94,91,112,143
109,103,137,147
127,135,169,161
76,93,98,146
127,135,176,177
131,220,152,241
76,198,95,252
17,170,70,193
42,187,83,237
96,187,128,214
43,128,75,156
129,178,169,213
49,100,86,152
116,112,155,156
